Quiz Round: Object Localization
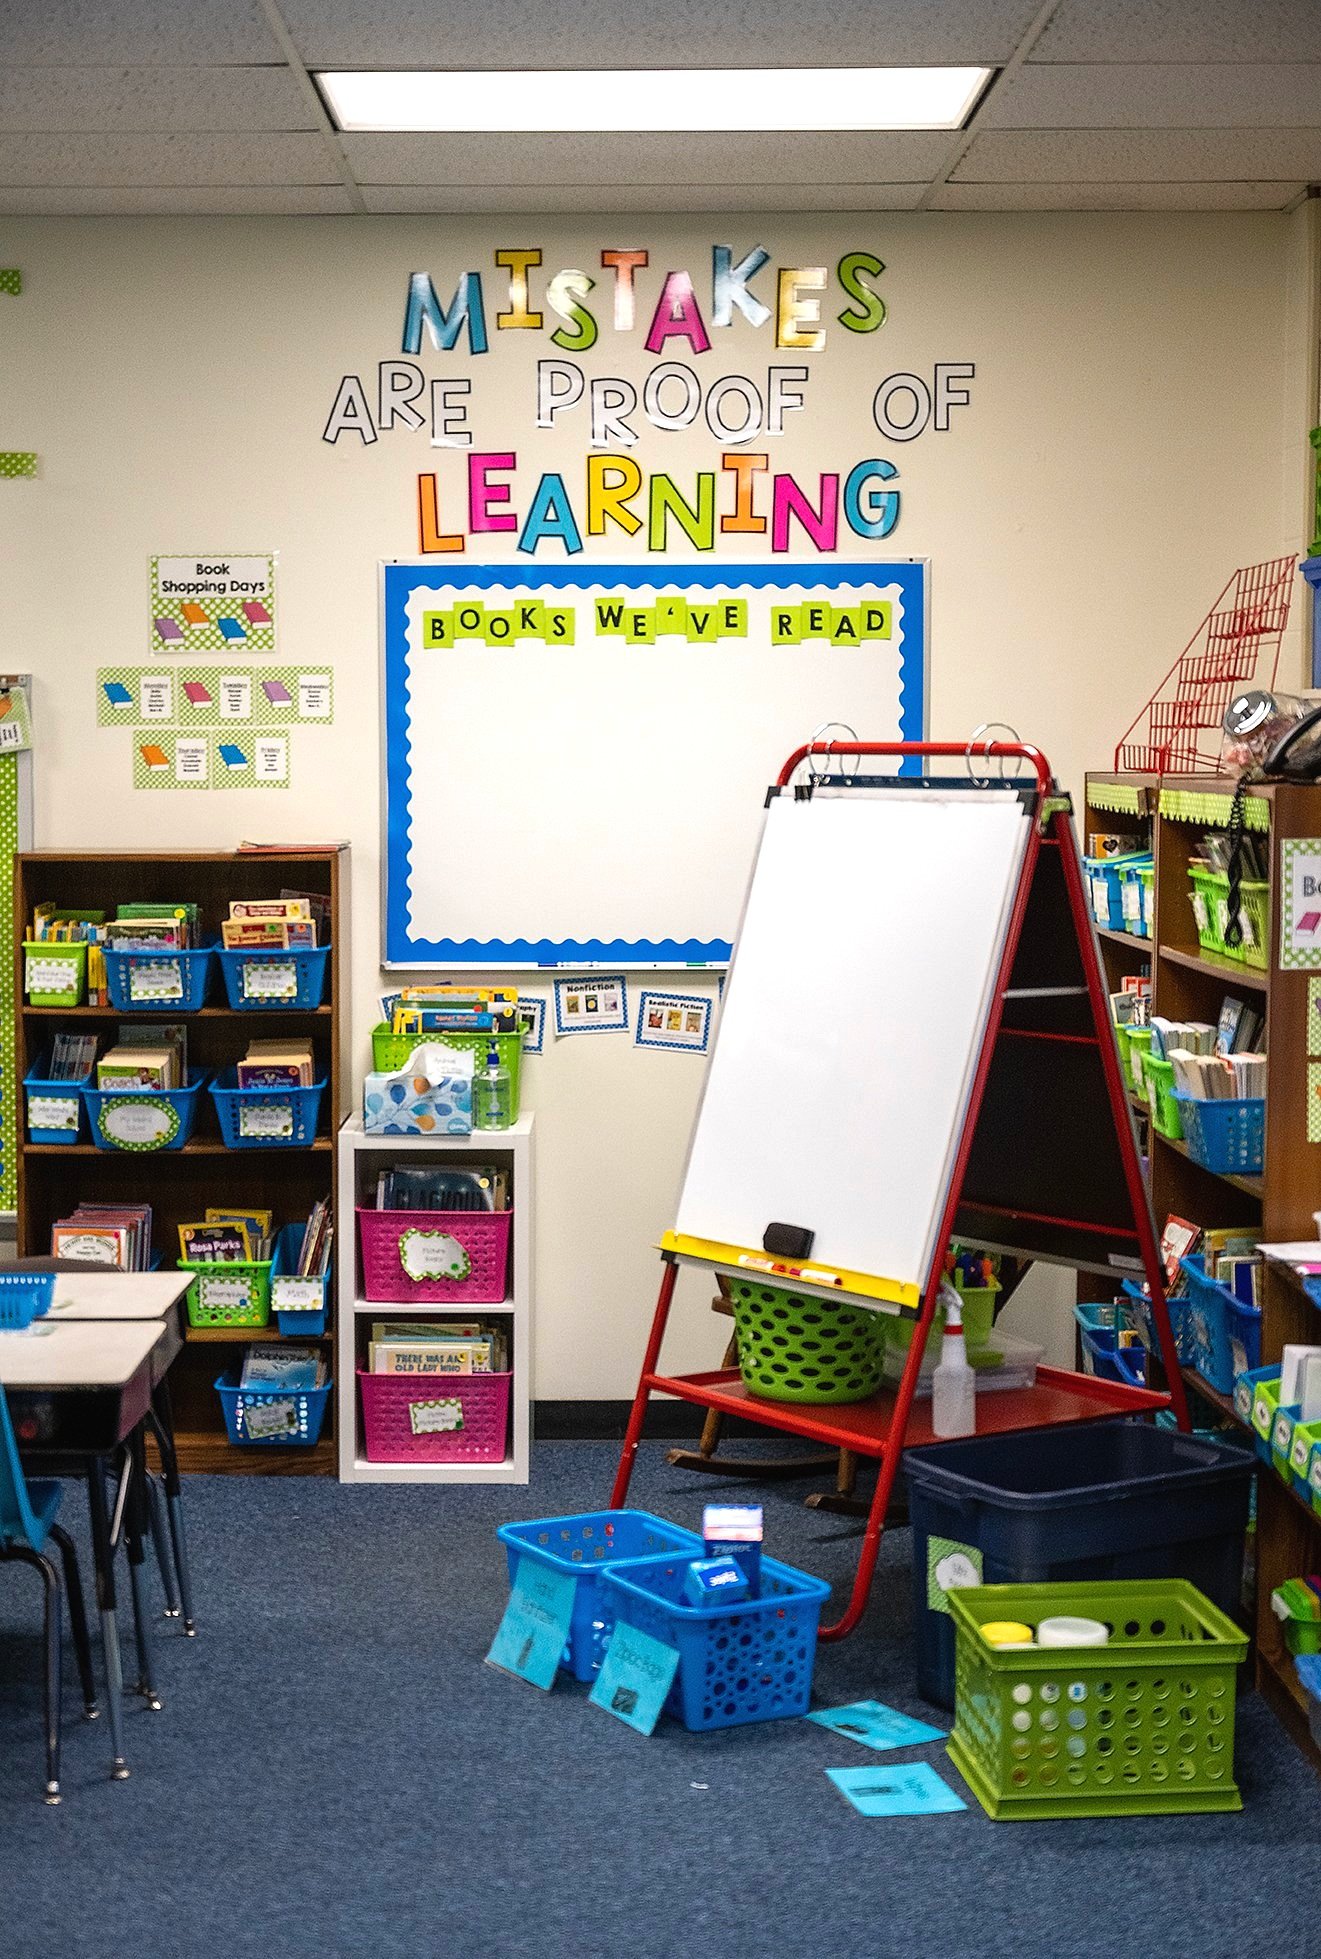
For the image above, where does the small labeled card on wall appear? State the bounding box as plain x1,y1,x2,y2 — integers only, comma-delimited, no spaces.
150,552,276,654
101,666,334,727
134,729,209,790
553,976,628,1036
634,989,712,1053
1280,839,1321,969
516,995,546,1054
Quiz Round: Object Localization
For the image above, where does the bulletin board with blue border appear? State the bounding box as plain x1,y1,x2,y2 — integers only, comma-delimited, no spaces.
381,561,926,969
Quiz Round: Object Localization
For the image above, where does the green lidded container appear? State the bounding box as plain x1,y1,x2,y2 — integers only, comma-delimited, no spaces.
947,1578,1248,1820
371,1023,524,1117
727,1279,889,1405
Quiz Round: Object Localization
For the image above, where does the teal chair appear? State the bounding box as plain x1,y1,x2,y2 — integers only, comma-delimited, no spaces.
0,1385,98,1803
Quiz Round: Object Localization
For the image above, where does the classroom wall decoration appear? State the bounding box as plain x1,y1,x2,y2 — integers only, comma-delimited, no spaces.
383,560,925,968
99,666,331,790
320,241,975,558
149,553,277,652
634,990,712,1053
553,976,629,1034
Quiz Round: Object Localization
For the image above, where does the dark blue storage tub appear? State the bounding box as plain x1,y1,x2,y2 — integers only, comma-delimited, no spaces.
903,1418,1253,1709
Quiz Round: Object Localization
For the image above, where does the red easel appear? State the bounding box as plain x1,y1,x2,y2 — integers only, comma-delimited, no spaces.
611,740,1190,1641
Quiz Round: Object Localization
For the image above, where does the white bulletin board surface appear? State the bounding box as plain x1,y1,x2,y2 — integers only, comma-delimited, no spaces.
381,562,926,968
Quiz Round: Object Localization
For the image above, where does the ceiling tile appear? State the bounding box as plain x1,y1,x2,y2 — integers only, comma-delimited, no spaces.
0,186,355,213
0,66,318,134
953,128,1321,181
0,0,280,65
931,180,1305,210
345,130,948,187
982,62,1321,128
0,131,338,187
359,182,926,212
1031,0,1321,63
285,0,1038,68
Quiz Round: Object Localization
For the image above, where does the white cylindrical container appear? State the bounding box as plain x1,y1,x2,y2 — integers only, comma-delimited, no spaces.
1036,1615,1110,1648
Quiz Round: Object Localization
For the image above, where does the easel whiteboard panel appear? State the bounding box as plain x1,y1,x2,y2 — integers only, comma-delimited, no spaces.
673,787,1031,1304
381,563,925,967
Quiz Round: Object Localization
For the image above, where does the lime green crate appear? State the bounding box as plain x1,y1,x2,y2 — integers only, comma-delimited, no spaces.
727,1279,889,1405
1230,878,1269,972
1187,865,1228,958
180,1257,273,1328
946,1579,1248,1820
370,1023,523,1116
1126,1027,1153,1096
1137,863,1154,937
1309,1439,1321,1521
23,940,87,1007
1142,1054,1184,1141
1251,1374,1283,1456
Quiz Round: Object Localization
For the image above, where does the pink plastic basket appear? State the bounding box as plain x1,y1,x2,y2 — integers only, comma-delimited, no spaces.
358,1369,511,1463
356,1206,512,1303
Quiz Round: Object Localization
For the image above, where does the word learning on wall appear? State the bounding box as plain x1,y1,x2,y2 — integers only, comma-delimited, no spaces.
320,242,976,558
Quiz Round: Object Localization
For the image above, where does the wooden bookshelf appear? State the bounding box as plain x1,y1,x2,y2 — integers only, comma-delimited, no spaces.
1086,772,1321,1775
14,849,349,1474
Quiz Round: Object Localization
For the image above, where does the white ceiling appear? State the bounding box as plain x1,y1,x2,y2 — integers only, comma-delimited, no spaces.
0,0,1317,215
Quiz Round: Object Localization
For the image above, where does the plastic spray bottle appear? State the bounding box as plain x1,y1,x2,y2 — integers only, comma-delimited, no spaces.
932,1283,976,1438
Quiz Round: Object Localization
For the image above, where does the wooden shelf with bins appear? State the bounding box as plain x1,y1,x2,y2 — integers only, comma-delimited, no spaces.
1086,772,1321,1776
14,849,349,1475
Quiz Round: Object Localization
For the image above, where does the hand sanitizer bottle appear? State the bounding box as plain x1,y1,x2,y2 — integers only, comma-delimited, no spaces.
472,1041,512,1131
932,1287,976,1438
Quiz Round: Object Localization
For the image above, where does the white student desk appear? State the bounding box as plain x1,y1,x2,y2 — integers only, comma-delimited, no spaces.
44,1268,192,1327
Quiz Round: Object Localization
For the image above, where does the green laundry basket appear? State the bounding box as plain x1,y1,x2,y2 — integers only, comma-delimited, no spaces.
727,1280,889,1404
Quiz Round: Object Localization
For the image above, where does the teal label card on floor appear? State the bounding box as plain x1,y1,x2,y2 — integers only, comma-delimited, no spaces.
806,1700,947,1751
825,1762,966,1818
588,1622,680,1736
485,1556,577,1691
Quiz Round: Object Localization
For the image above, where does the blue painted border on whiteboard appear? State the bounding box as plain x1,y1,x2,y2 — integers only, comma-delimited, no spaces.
383,560,926,968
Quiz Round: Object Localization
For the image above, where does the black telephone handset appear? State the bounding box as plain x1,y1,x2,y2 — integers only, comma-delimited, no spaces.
1260,702,1321,780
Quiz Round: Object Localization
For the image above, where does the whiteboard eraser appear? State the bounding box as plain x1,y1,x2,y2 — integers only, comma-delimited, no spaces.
764,1222,814,1259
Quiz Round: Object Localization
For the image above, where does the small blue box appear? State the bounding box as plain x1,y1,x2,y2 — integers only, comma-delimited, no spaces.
682,1557,750,1606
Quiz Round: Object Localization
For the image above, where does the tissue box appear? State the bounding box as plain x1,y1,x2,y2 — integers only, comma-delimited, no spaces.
363,1044,473,1135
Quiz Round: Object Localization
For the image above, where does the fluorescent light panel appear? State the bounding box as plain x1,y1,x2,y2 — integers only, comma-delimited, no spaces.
318,66,992,134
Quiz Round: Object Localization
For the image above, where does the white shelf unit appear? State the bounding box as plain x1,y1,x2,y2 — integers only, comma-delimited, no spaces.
336,1112,533,1485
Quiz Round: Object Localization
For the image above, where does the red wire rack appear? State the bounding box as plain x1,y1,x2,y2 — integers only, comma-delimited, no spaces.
1115,555,1296,774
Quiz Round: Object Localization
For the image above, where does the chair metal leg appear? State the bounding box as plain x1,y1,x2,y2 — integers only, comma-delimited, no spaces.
124,1429,162,1710
1,1545,64,1803
150,1391,197,1635
86,1463,130,1780
147,1473,181,1619
49,1523,99,1720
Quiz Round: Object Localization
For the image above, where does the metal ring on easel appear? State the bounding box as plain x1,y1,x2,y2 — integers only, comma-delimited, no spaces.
965,721,1024,788
806,720,860,787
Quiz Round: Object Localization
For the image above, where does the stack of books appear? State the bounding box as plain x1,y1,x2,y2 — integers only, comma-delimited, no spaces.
221,896,318,949
381,983,520,1036
51,1202,153,1269
178,1207,273,1264
239,1344,328,1391
1159,1214,1260,1301
294,1195,333,1277
372,1164,508,1212
365,1321,507,1374
96,1022,187,1090
1150,1016,1216,1060
105,903,199,950
1216,994,1266,1056
1168,1048,1267,1100
47,1030,97,1081
236,1039,315,1088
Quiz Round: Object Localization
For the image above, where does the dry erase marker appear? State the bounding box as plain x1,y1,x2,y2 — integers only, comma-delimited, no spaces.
737,1253,777,1273
795,1265,843,1287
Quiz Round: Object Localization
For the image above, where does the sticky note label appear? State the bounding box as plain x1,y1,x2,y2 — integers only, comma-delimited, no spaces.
588,1621,680,1735
926,1536,982,1615
26,954,80,995
28,1095,79,1132
272,1277,323,1313
99,1097,179,1150
486,1555,578,1691
243,1397,298,1440
129,957,184,1002
198,1275,255,1310
399,1229,473,1284
238,1102,294,1140
241,959,298,1000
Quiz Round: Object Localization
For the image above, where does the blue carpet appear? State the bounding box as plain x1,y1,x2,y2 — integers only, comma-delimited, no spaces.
0,1440,1318,1959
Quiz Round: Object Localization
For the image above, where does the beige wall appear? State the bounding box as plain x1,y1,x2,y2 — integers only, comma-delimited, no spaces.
2,209,1316,1392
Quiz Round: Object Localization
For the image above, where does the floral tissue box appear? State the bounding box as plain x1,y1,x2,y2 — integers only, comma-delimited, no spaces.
363,1044,473,1135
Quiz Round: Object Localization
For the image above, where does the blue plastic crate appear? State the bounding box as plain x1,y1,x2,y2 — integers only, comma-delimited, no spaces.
1180,1254,1262,1395
214,1371,332,1447
1084,858,1127,930
270,1221,331,1336
1120,1279,1196,1365
1171,1092,1265,1176
23,1052,92,1145
104,942,216,1012
81,1072,207,1152
600,1552,830,1731
0,1271,54,1329
210,1071,326,1150
497,1509,703,1682
1079,1324,1147,1388
217,943,330,1011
